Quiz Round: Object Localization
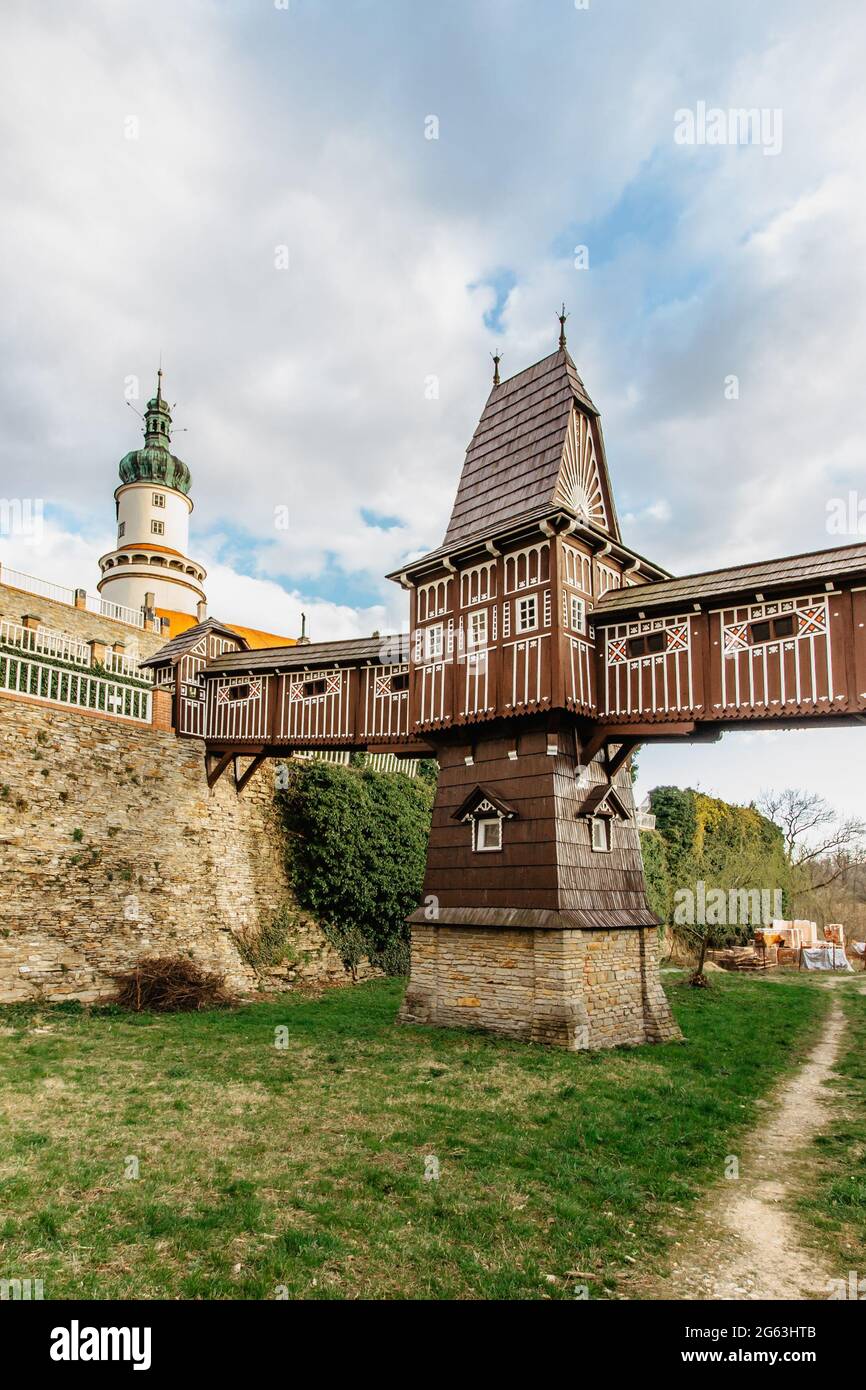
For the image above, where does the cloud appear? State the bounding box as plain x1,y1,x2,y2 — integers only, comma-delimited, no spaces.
2,0,865,807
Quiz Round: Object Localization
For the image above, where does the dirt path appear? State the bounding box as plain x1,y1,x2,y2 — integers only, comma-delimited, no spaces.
642,991,846,1300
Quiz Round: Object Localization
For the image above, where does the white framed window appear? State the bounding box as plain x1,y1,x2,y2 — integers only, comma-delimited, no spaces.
151,519,165,536
152,492,166,508
474,816,502,852
590,816,611,852
570,595,585,633
424,623,444,660
516,595,538,633
118,521,125,538
468,608,487,649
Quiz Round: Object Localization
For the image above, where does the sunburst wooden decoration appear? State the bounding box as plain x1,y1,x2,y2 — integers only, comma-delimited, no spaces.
555,409,608,529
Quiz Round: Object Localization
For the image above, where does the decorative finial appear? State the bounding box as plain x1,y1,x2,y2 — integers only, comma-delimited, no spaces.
156,366,163,405
491,351,501,387
300,612,306,639
557,303,568,350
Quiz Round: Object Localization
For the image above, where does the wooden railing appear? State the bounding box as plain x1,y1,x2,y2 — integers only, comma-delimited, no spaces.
0,618,90,666
0,652,152,723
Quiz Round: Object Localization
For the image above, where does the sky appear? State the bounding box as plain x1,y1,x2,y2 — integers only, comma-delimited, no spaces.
1,0,865,816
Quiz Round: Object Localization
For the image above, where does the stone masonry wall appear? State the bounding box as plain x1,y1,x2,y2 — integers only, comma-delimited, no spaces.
399,923,681,1050
0,694,353,1003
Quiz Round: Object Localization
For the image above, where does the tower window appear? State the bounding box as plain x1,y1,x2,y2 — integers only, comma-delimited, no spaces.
151,520,164,535
424,624,444,660
570,595,585,633
118,521,125,538
516,595,538,633
467,608,487,649
152,492,166,507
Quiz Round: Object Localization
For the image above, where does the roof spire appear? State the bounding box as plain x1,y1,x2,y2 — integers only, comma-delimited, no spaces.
557,303,568,351
491,351,501,387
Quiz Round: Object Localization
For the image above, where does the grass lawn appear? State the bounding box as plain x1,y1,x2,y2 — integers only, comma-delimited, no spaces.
797,976,866,1272
0,973,830,1300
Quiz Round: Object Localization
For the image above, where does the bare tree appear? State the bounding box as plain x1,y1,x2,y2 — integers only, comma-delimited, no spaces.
757,789,866,890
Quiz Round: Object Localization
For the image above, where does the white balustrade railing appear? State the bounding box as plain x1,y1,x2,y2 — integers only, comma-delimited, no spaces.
0,652,152,723
102,648,153,682
1,565,148,630
85,593,146,629
0,617,90,666
0,567,76,606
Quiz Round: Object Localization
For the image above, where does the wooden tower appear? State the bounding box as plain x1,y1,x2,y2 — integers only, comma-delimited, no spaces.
388,331,681,1047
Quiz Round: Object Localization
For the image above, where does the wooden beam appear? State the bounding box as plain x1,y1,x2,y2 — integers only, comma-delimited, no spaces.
607,738,639,779
235,751,268,796
579,728,610,765
205,750,234,789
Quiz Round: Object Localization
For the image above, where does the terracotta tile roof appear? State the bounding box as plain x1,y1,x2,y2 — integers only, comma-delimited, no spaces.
592,542,866,619
155,608,297,646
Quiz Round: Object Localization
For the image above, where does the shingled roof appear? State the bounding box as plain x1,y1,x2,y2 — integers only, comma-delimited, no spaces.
441,348,621,547
592,541,866,619
205,633,410,674
139,618,248,668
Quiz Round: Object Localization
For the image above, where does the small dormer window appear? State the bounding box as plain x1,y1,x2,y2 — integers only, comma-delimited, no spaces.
590,816,611,852
453,785,517,854
475,817,502,852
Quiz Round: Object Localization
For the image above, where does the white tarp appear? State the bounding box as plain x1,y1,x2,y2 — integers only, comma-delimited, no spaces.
851,941,866,957
801,946,853,972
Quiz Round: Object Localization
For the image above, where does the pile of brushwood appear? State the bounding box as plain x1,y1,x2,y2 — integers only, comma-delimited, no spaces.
112,956,235,1012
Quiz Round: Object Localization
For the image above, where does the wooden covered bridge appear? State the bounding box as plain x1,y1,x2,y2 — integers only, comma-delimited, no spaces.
141,322,866,1049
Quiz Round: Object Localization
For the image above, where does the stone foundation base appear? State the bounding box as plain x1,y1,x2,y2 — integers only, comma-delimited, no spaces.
397,923,682,1050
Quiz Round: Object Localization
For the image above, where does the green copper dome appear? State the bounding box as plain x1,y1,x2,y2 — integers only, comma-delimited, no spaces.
118,369,192,495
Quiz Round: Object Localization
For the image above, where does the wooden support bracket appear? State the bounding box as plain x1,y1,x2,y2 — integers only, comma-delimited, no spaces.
234,751,268,796
606,738,639,779
205,750,234,789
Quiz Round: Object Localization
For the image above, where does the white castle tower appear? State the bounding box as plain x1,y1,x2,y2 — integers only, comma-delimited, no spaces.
97,370,207,619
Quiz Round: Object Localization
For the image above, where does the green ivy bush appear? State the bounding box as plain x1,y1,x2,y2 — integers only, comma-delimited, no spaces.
277,759,435,976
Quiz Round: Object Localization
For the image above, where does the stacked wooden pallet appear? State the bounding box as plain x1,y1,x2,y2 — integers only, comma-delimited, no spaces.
713,946,773,972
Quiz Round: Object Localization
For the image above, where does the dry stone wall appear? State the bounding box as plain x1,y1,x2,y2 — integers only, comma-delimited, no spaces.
0,695,352,1003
